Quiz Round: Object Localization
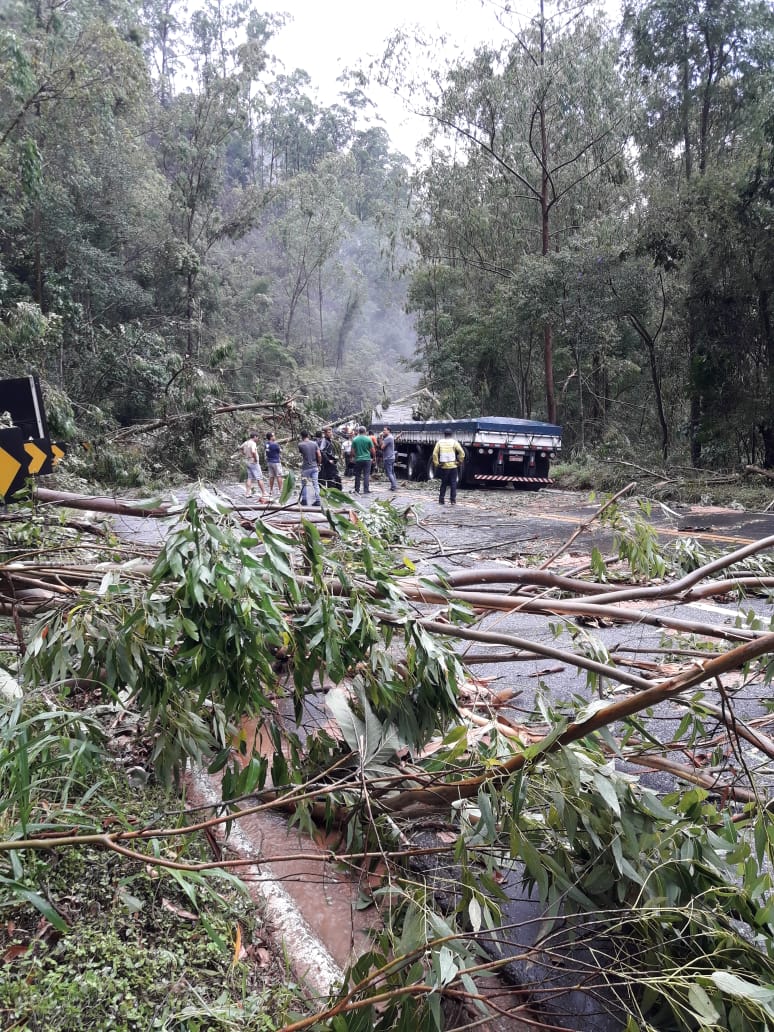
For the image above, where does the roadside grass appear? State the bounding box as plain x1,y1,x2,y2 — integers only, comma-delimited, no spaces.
0,769,304,1032
552,455,773,509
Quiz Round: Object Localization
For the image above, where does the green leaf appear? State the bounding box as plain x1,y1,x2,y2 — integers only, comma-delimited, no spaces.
468,896,482,933
592,769,621,818
181,618,200,640
16,889,69,932
397,903,426,959
710,971,774,1011
118,888,145,914
517,834,548,900
433,945,459,987
427,993,442,1030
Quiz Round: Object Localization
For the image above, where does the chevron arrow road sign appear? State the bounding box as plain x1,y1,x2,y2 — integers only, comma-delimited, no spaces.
24,441,48,474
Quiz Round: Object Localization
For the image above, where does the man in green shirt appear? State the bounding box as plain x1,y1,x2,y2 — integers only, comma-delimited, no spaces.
351,425,375,494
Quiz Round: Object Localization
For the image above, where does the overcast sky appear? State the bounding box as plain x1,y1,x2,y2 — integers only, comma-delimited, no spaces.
258,0,536,155
259,0,623,156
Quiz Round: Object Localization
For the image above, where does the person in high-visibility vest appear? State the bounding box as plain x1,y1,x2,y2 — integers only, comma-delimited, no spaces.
431,428,465,505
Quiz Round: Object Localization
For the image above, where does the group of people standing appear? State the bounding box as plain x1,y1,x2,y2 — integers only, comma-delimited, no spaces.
240,424,464,507
347,425,398,495
239,426,343,506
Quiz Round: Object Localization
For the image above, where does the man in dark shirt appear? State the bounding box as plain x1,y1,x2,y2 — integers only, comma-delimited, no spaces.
265,432,283,498
319,427,341,489
379,426,399,491
298,431,321,506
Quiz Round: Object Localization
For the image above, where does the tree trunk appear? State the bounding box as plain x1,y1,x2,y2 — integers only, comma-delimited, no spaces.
627,314,670,460
759,287,774,467
687,309,701,466
186,269,194,356
539,0,556,425
681,26,692,181
698,45,716,176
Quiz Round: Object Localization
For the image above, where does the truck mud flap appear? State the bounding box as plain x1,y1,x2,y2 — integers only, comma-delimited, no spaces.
473,475,552,484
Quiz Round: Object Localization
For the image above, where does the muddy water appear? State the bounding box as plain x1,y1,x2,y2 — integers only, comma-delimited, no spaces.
234,714,379,970
232,806,377,969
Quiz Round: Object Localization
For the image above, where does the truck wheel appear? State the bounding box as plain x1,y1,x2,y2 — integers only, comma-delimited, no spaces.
458,447,469,487
407,451,424,481
426,455,437,481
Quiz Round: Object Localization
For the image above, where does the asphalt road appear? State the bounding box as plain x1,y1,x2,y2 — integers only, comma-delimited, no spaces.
399,483,774,780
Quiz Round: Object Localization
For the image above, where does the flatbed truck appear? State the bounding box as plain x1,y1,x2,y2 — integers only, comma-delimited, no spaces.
372,416,562,489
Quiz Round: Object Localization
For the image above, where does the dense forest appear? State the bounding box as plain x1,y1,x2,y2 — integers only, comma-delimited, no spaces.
1,0,773,474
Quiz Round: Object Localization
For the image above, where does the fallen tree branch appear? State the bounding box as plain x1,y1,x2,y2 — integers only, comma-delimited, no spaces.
404,583,762,643
416,618,652,690
602,459,678,482
378,632,774,814
34,488,176,518
571,533,774,606
537,481,637,570
109,395,300,441
460,706,759,804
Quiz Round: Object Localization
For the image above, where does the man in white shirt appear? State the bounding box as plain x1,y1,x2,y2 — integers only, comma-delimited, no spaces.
240,431,268,501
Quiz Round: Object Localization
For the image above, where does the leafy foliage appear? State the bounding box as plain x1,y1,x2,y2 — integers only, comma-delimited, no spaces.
0,785,298,1031
22,492,464,782
6,491,774,1030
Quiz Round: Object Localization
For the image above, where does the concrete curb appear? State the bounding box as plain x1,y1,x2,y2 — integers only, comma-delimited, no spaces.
186,766,344,1000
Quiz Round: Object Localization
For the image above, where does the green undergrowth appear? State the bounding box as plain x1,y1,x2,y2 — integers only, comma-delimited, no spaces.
0,775,302,1031
552,455,773,509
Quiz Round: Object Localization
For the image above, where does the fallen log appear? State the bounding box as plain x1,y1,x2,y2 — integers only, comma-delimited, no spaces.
109,395,301,441
378,631,774,815
34,488,175,518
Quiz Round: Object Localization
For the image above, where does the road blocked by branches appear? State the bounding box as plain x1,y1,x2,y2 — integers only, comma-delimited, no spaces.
2,485,774,1030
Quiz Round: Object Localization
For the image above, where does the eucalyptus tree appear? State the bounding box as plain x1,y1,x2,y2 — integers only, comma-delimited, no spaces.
407,0,630,427
622,0,774,466
265,156,353,352
252,77,376,188
140,0,181,106
0,0,162,398
254,70,319,187
199,74,414,417
150,0,276,362
623,0,773,181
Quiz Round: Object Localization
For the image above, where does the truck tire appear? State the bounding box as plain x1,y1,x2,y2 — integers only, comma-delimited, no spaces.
426,454,437,481
458,447,470,486
407,451,424,481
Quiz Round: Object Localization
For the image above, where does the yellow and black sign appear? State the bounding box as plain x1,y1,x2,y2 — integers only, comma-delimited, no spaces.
0,430,65,499
0,376,64,500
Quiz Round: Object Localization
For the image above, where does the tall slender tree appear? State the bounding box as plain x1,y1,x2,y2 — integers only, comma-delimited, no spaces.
407,0,628,424
623,0,774,464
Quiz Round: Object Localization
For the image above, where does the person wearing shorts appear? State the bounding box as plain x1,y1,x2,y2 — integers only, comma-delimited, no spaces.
240,431,268,501
265,432,284,497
